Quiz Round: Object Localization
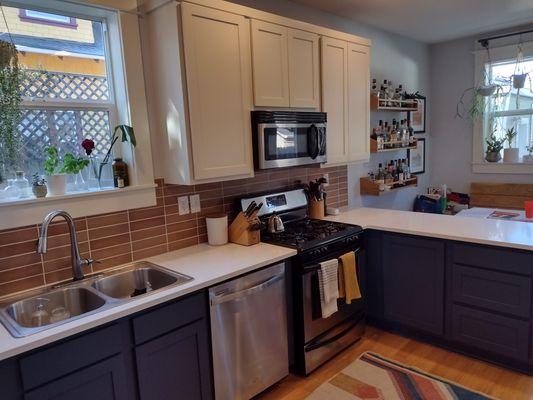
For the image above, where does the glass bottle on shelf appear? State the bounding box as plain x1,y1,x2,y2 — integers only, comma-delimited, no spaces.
408,120,415,145
13,171,30,198
376,164,385,185
403,159,411,180
398,160,404,183
390,119,398,145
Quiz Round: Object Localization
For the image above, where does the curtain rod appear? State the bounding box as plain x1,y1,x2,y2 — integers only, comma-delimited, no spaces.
478,28,533,47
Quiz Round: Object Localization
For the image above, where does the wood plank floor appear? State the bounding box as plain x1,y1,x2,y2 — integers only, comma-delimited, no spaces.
257,327,533,400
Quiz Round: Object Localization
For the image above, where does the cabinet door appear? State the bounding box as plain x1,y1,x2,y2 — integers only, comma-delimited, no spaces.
321,37,349,165
136,320,212,400
251,20,290,107
25,356,128,400
347,43,370,162
181,3,253,180
382,234,445,336
288,28,320,108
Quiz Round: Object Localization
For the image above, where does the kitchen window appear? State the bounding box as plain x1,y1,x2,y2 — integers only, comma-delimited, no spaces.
19,9,78,27
0,0,155,230
473,40,533,173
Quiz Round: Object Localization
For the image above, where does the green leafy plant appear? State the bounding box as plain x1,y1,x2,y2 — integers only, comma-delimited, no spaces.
58,153,90,174
44,147,60,175
505,127,518,148
485,133,505,153
95,125,137,184
0,39,23,180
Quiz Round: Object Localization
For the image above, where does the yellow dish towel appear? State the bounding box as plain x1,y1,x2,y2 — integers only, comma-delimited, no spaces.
338,251,361,304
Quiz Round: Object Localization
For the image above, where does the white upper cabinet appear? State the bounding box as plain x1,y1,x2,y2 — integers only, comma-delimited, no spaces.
288,28,320,108
321,37,349,165
251,20,290,107
347,42,370,162
251,20,320,109
182,3,254,180
321,37,370,166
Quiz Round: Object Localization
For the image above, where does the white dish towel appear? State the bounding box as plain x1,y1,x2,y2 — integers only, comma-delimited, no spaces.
317,259,339,318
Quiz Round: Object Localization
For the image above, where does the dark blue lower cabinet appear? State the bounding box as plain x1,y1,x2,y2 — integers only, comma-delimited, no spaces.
136,319,212,400
1,358,22,400
381,233,445,336
24,355,128,400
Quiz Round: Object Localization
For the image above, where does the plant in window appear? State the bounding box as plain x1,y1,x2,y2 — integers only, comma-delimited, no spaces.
485,128,505,163
31,173,47,198
503,126,520,163
0,39,23,183
86,125,136,189
43,146,67,196
524,143,533,163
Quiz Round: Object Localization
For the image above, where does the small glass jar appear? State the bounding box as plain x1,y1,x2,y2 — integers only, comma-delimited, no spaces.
112,158,129,188
13,171,31,198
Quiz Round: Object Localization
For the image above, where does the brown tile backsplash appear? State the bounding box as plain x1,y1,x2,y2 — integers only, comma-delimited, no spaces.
0,165,348,297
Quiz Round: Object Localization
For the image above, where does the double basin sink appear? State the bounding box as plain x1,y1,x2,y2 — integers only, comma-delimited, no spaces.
0,262,193,337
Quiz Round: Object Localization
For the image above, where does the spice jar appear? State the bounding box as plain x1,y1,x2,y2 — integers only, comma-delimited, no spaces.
112,158,129,188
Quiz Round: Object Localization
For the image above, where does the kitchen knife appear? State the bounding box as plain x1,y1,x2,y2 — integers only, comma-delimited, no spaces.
244,201,256,218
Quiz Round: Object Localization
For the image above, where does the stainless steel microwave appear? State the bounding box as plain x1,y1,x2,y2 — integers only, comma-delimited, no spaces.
252,111,327,169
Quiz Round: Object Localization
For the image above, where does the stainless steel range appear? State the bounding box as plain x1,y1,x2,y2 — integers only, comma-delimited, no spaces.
240,189,365,375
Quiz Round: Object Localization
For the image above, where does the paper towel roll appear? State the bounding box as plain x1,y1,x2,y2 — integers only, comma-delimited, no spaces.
206,214,228,246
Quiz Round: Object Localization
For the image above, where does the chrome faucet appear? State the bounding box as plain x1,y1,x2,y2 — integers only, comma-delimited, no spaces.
37,210,93,281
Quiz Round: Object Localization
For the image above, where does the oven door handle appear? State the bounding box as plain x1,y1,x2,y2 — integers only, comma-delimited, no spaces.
303,248,361,273
305,315,364,352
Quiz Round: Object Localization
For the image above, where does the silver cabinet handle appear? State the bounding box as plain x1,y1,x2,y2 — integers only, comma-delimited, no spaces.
211,273,284,305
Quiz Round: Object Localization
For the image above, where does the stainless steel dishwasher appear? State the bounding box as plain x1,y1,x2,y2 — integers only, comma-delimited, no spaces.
209,263,288,400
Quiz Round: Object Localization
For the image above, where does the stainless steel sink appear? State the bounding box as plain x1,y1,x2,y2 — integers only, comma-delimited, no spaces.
0,261,193,337
92,262,193,300
1,287,106,337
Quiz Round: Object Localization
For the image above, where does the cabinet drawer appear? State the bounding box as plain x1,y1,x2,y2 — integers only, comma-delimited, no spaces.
451,305,530,361
452,264,532,318
20,324,122,390
451,243,532,275
133,292,206,344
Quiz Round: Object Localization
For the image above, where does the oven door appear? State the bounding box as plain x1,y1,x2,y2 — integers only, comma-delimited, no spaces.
258,123,326,169
301,250,365,344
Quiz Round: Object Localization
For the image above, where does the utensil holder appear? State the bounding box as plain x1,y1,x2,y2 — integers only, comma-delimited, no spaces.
228,212,260,246
309,199,325,219
206,214,228,246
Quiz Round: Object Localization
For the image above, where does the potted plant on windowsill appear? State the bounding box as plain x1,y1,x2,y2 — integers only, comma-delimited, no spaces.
503,126,520,163
44,147,67,196
32,174,47,198
485,133,505,163
524,143,533,163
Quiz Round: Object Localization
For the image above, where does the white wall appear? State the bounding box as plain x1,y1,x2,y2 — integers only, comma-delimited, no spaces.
429,30,533,193
229,0,431,210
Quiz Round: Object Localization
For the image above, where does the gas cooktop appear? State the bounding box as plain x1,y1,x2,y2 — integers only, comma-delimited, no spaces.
261,218,363,252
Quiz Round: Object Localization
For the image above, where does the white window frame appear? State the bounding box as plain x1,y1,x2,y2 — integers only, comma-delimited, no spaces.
473,40,533,174
0,0,156,230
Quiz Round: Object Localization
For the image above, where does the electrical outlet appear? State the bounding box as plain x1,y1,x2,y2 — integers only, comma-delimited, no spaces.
178,196,190,215
322,173,330,187
190,194,201,213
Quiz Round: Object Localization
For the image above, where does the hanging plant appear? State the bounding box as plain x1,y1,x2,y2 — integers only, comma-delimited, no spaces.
0,39,22,181
456,41,508,120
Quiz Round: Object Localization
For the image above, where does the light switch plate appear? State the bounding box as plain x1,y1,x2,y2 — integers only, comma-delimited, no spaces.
178,196,190,215
190,194,201,213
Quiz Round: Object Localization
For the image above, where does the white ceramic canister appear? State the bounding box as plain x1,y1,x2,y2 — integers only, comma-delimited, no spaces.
206,213,228,246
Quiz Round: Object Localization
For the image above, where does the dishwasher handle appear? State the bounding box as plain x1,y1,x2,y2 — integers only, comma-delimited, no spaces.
210,273,284,305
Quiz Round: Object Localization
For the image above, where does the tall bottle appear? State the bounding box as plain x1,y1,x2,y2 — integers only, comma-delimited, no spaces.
376,163,385,184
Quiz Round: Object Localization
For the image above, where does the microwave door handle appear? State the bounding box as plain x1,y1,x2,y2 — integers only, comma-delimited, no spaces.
307,124,319,159
319,128,326,156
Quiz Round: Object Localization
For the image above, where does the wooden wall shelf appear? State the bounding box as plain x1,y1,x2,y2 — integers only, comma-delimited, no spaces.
370,138,417,153
370,94,418,112
360,176,418,196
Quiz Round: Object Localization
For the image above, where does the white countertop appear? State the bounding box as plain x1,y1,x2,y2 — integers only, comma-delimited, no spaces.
0,243,296,361
326,207,533,251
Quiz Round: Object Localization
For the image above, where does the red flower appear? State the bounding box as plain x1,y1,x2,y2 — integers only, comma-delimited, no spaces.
81,139,95,156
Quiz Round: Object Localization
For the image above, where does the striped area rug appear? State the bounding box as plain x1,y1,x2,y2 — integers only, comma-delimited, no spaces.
306,352,496,399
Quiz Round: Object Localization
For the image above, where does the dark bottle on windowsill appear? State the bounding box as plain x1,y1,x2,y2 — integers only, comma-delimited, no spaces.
112,158,129,188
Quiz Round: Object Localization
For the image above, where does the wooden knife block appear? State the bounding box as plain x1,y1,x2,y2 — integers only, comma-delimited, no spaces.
228,212,260,246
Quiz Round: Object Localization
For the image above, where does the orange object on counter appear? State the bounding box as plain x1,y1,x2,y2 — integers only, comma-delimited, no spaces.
526,201,533,218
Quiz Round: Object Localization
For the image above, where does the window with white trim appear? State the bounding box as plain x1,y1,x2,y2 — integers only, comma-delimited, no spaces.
473,40,533,172
0,3,118,190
